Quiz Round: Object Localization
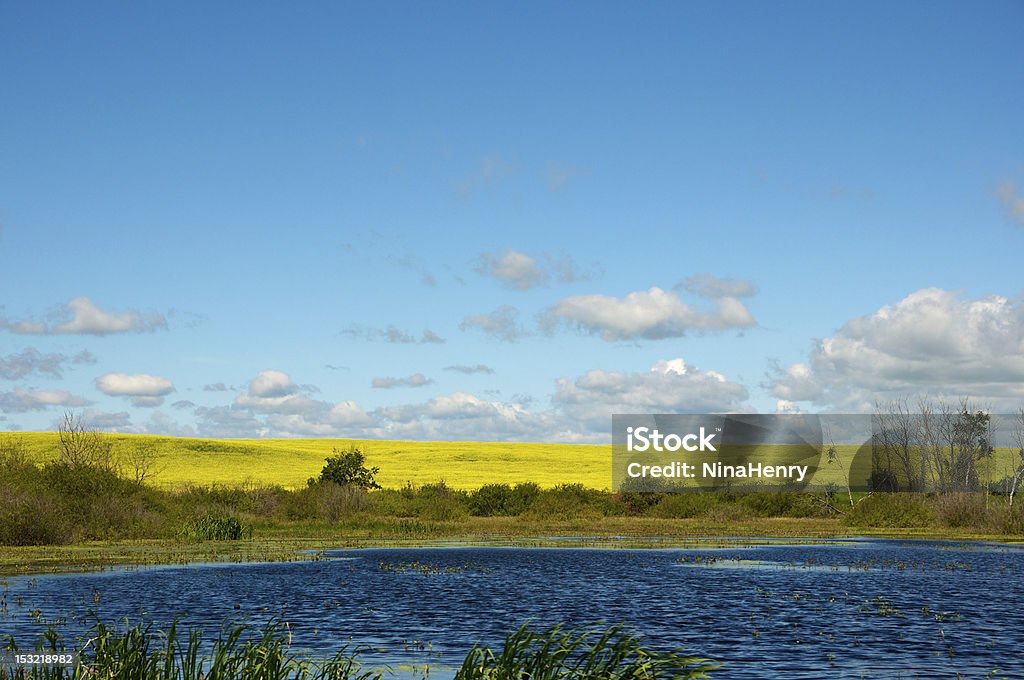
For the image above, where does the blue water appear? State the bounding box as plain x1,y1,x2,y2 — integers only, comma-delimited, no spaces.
2,539,1022,678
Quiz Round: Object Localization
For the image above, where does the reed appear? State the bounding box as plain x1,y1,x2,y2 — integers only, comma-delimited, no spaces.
1,620,720,679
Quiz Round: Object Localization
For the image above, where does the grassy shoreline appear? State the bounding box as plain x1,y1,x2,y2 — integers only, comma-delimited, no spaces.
2,516,1018,577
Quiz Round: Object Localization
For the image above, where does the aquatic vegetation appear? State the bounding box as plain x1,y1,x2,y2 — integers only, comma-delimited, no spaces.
0,619,721,679
0,619,383,679
377,561,492,575
177,514,249,542
455,622,720,679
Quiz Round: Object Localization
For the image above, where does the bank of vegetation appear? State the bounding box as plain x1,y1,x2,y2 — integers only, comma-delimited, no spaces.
3,406,1024,550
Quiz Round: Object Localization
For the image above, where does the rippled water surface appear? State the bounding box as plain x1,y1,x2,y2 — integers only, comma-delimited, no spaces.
3,539,1023,678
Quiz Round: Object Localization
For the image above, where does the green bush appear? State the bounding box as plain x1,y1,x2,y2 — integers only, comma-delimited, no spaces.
318,448,380,490
523,484,612,521
739,492,802,517
652,493,721,519
469,482,540,516
414,481,469,521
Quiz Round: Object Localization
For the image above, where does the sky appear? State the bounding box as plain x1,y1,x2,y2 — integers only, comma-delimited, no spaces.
1,1,1023,443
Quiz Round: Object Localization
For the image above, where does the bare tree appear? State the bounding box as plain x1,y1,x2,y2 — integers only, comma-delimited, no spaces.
1008,408,1024,512
121,438,162,485
819,423,871,513
873,398,922,491
58,412,114,470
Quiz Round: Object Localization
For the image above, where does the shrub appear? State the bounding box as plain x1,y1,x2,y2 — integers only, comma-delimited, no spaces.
523,484,611,521
469,482,541,516
652,493,720,519
318,448,380,490
845,493,935,528
0,484,69,545
739,492,802,517
935,493,989,529
414,481,469,521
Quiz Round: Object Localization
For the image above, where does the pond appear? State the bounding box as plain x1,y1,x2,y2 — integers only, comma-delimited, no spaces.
2,538,1022,678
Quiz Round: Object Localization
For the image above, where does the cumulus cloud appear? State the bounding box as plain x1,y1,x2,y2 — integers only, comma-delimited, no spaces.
1,297,167,335
248,370,297,398
0,388,92,413
343,326,446,344
444,364,495,375
553,359,749,431
679,274,757,299
770,288,1024,411
460,305,528,342
96,373,176,407
234,370,323,415
203,382,230,391
475,250,548,290
373,391,564,442
173,361,749,443
996,181,1024,225
544,287,756,341
371,373,433,389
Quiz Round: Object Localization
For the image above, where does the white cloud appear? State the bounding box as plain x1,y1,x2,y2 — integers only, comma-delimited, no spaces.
996,181,1024,225
96,373,176,408
552,359,749,431
0,388,92,413
544,287,756,341
248,370,297,398
770,287,1024,411
175,361,750,443
372,391,566,442
235,370,323,414
1,297,167,335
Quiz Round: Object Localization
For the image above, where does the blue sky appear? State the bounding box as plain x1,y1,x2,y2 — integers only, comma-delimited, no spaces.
2,1,1023,441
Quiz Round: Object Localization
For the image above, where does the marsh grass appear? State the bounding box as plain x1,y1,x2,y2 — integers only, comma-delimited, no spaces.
177,514,249,541
0,620,719,679
455,622,720,679
1,619,382,680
